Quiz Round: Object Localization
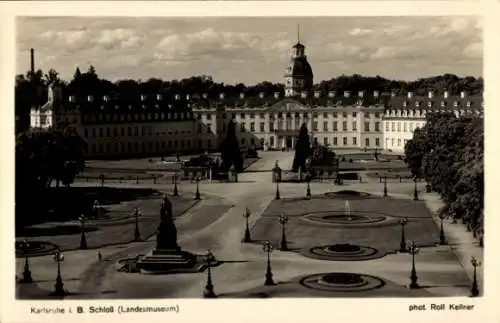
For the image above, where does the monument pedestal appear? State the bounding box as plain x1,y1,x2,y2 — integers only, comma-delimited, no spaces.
136,249,203,274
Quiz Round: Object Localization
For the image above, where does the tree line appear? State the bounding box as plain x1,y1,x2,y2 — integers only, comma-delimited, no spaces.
404,113,483,246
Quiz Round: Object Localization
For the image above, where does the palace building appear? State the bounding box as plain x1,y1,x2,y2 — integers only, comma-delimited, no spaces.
29,36,483,159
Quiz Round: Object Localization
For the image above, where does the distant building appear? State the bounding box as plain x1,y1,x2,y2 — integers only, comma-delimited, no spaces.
29,36,483,159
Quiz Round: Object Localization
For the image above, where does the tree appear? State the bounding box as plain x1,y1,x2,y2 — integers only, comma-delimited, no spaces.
292,123,311,172
219,120,243,173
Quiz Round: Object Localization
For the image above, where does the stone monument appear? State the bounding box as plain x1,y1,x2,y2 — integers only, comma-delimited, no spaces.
135,195,201,274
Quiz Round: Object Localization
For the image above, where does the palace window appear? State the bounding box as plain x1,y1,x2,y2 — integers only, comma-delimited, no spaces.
364,122,370,132
250,122,255,132
352,121,357,131
375,122,380,132
313,122,318,131
342,121,348,131
260,122,265,132
324,137,328,146
333,122,338,131
333,137,338,146
240,113,246,119
323,112,328,118
269,122,274,131
375,112,380,118
365,138,370,147
397,139,401,146
323,121,328,131
375,138,380,147
240,124,245,132
385,123,389,132
403,122,407,132
207,124,212,134
343,137,347,145
391,122,395,132
342,112,347,118
353,112,357,118
92,128,96,137
397,122,401,132
99,128,104,137
134,127,139,136
353,137,357,145
333,112,338,118
260,113,265,118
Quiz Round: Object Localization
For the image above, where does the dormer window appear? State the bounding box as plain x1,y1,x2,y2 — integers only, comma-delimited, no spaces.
115,105,119,110
259,92,264,99
168,104,172,109
427,101,432,108
328,91,336,98
88,95,94,103
142,105,146,109
453,101,458,107
415,101,420,108
219,93,225,99
402,101,407,107
157,94,163,101
441,101,446,107
202,93,208,99
240,93,245,99
467,101,472,107
69,95,76,103
103,95,110,102
100,105,104,110
140,95,146,101
128,105,132,110
356,99,362,106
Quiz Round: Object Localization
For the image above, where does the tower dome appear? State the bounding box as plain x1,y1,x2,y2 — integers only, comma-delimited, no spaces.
284,27,313,97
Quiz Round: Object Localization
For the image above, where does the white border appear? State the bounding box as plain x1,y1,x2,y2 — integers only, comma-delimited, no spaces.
1,2,498,323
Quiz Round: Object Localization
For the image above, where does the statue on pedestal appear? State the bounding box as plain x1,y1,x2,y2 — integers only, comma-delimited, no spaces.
156,195,180,251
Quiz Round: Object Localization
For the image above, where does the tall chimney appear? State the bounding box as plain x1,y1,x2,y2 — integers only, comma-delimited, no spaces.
30,48,35,74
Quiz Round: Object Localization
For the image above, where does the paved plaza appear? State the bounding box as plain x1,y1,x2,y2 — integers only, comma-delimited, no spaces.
15,151,483,299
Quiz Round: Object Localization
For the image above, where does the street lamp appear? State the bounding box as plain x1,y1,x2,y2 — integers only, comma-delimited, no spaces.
52,249,66,296
305,176,311,200
399,217,408,253
470,256,481,297
133,207,142,242
383,176,388,197
203,250,217,298
173,173,179,196
262,240,275,286
78,214,87,249
92,200,100,219
194,176,201,200
408,241,420,289
413,177,419,201
18,239,33,283
279,214,289,251
439,214,446,245
242,207,252,243
275,180,280,200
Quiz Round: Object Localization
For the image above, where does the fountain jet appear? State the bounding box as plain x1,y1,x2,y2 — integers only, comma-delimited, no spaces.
345,200,352,221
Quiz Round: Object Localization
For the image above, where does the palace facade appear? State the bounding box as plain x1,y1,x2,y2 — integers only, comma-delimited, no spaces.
29,39,483,159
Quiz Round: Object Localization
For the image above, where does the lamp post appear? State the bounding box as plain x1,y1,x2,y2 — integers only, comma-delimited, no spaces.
383,176,388,197
242,207,251,243
408,241,420,289
173,173,179,196
52,249,66,296
194,176,201,200
203,250,217,298
470,256,481,297
275,180,280,200
93,200,100,219
262,240,275,286
18,239,33,283
413,177,419,201
305,176,311,200
78,214,87,249
279,214,289,251
439,214,446,245
399,217,408,253
133,207,142,242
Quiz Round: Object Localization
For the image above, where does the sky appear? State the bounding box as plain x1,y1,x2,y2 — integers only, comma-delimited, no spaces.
16,16,482,85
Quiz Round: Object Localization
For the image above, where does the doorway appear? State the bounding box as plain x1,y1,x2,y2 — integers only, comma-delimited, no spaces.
286,136,293,149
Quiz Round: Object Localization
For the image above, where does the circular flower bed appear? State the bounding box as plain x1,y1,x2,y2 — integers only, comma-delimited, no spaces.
300,272,385,292
15,240,60,257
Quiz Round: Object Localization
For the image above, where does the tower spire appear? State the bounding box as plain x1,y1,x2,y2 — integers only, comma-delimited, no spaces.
297,24,300,43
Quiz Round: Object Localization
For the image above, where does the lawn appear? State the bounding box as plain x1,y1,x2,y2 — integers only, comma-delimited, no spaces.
251,195,440,253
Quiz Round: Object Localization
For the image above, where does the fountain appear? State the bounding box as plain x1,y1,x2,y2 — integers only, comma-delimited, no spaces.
345,201,352,221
